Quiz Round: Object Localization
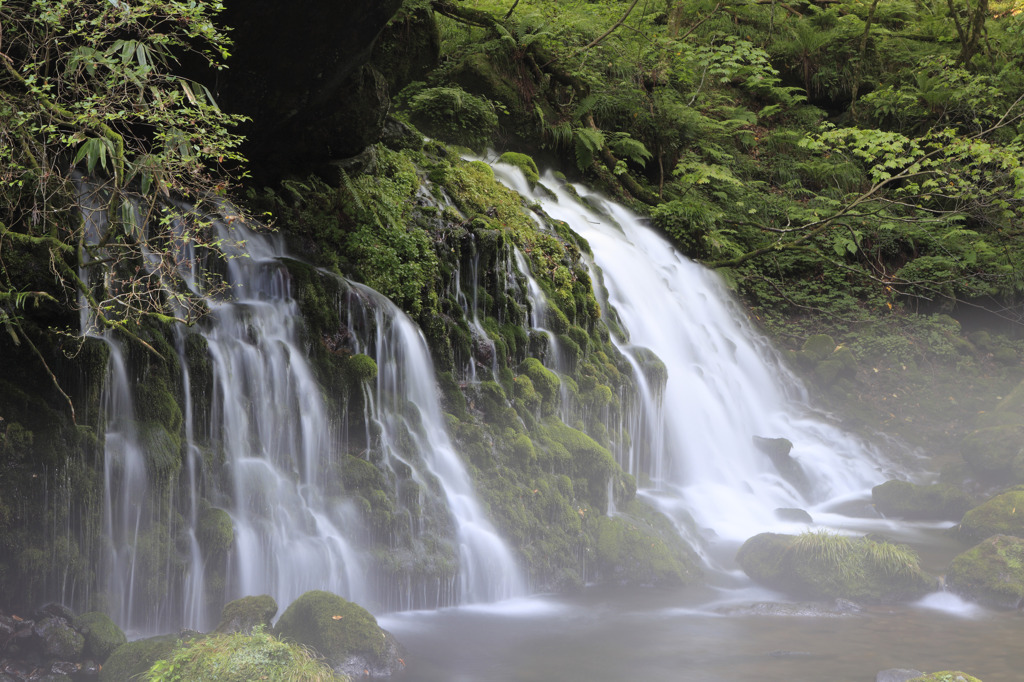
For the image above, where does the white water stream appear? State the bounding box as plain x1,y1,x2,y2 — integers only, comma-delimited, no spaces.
489,161,889,552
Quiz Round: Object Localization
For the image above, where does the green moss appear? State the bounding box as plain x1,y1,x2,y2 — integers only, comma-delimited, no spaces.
946,534,1024,609
801,334,836,362
872,480,973,520
498,152,540,185
958,487,1024,543
74,611,127,663
145,629,344,682
215,595,279,635
101,633,196,682
274,591,389,668
907,672,983,682
737,531,937,603
345,353,378,384
591,501,701,586
138,422,183,482
198,507,234,557
519,358,560,414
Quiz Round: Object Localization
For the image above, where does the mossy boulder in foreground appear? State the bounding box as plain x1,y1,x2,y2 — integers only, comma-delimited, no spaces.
144,629,344,682
907,673,984,682
73,611,126,662
274,590,403,678
214,594,279,634
737,531,937,603
100,633,197,682
872,480,973,520
946,534,1024,609
957,487,1024,543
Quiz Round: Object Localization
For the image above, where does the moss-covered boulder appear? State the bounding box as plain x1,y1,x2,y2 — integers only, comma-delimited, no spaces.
946,535,1024,609
736,531,937,603
145,629,344,681
498,152,540,185
73,611,126,662
100,633,197,682
198,506,235,557
958,487,1024,543
872,480,973,520
274,590,403,678
907,673,984,682
960,425,1024,481
214,595,279,635
590,501,701,586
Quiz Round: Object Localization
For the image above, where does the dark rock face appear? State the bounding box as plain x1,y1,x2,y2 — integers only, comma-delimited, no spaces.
215,0,405,180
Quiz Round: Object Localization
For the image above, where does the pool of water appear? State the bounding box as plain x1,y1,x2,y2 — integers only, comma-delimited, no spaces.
381,584,1022,682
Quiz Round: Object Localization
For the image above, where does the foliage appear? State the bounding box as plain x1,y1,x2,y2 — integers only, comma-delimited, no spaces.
0,0,249,370
144,627,344,682
408,85,501,151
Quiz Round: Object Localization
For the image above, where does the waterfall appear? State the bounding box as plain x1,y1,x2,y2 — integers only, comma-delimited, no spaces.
88,192,522,632
491,161,887,547
343,283,525,606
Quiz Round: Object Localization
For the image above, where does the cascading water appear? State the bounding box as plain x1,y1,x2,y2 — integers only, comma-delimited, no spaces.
342,283,525,607
88,186,523,632
491,161,887,550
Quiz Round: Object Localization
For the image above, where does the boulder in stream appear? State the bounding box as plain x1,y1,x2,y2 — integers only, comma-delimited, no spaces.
274,590,404,678
214,595,279,635
736,531,937,603
946,534,1024,609
872,480,973,520
957,486,1024,543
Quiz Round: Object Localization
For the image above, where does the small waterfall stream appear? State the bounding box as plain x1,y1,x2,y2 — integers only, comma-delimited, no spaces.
490,161,887,548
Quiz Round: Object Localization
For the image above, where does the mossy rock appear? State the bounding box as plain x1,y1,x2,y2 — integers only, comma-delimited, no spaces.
736,531,937,603
198,507,235,557
958,487,1024,543
345,353,378,385
960,425,1024,481
146,629,344,682
215,595,279,634
100,633,197,682
498,152,540,185
73,611,126,662
274,590,402,677
946,535,1024,609
591,501,701,586
801,334,836,362
872,480,973,520
907,672,984,682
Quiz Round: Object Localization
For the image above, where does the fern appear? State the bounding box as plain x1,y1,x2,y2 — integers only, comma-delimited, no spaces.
608,134,652,166
574,127,605,171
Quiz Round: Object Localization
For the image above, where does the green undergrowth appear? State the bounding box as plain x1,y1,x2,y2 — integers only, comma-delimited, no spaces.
144,627,344,682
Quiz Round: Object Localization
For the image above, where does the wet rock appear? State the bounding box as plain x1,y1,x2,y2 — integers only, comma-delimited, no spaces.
877,669,925,682
214,595,279,635
32,618,84,661
274,590,404,678
34,606,74,623
716,598,861,617
753,436,812,497
774,507,813,523
946,534,1024,609
872,480,973,520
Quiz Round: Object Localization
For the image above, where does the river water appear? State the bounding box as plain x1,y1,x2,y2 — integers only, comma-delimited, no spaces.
381,579,1023,682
